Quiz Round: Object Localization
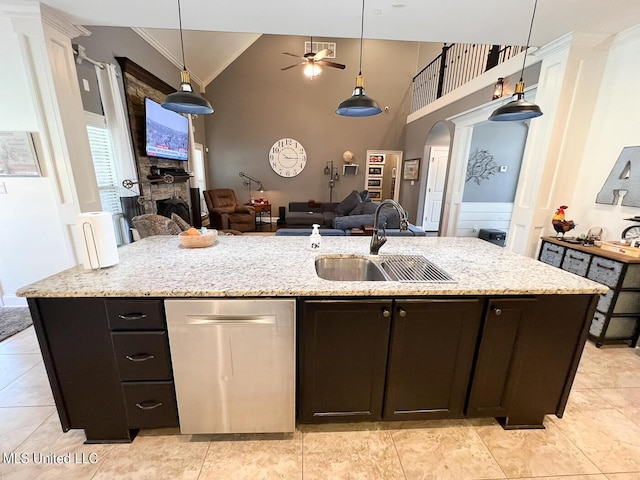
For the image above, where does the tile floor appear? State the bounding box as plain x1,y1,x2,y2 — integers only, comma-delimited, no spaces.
0,326,639,480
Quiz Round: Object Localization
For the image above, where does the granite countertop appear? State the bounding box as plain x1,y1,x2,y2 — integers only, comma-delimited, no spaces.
17,236,608,298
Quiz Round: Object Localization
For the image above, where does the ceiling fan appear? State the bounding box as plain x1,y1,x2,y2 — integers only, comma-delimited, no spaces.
281,37,346,77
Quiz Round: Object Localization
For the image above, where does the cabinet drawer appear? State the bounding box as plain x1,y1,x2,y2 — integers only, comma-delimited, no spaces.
106,300,165,330
112,332,172,381
596,288,614,313
561,250,591,277
589,311,638,339
539,242,565,267
587,258,623,288
122,382,178,429
611,292,640,314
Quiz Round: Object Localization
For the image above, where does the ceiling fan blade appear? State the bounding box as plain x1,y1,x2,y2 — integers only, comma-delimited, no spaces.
281,62,305,71
282,52,302,59
313,49,332,61
316,60,346,70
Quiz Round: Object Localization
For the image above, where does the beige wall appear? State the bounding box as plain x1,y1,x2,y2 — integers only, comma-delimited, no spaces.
203,34,419,211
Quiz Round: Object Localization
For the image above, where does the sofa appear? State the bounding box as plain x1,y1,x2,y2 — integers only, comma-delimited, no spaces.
285,190,401,231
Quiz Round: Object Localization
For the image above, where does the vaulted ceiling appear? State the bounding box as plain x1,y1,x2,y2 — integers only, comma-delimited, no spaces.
40,0,640,87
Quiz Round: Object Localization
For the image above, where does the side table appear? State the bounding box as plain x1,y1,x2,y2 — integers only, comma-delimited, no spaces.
252,203,272,229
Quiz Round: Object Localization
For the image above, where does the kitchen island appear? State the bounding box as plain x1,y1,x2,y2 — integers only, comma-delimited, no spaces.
18,236,607,443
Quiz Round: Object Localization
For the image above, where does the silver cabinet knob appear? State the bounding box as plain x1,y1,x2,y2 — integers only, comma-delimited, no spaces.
398,309,407,317
382,308,391,318
493,307,502,316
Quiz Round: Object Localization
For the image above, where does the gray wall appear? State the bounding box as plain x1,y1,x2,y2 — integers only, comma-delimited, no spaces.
462,121,527,202
73,26,207,146
203,34,419,211
402,63,542,220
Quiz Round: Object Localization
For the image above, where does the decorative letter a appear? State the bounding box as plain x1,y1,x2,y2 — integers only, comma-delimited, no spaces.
595,146,640,207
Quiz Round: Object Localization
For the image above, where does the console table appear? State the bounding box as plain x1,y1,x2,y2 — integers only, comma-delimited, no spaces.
538,237,640,347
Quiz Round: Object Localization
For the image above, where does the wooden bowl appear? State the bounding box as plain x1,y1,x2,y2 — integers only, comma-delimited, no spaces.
178,229,218,248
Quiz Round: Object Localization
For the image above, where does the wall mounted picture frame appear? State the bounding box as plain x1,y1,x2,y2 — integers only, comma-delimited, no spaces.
368,154,385,164
403,158,420,181
343,164,359,176
368,190,382,200
367,178,382,188
0,131,41,177
368,166,383,176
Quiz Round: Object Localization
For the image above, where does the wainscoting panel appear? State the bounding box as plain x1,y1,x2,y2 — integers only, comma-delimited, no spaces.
456,202,513,237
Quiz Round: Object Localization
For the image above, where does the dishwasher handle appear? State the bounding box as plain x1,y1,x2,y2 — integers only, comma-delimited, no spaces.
186,314,276,325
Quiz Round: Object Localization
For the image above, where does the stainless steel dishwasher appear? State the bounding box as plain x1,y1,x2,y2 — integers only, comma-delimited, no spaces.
164,299,295,434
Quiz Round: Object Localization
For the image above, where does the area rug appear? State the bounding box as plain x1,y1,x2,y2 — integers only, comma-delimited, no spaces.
0,307,33,343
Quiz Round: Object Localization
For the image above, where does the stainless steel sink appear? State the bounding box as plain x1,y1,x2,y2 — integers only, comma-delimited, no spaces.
315,256,387,281
315,254,456,283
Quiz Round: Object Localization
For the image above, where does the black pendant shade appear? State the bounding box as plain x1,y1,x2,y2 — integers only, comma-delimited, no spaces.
162,0,214,115
489,81,542,121
489,0,542,122
336,75,382,117
336,0,381,117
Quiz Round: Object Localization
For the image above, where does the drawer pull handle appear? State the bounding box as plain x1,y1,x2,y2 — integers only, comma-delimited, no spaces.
135,401,163,411
548,248,560,253
568,255,584,262
118,313,147,321
125,353,155,362
595,263,615,271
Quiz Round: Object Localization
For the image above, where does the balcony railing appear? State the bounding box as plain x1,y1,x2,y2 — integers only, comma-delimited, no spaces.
411,44,526,113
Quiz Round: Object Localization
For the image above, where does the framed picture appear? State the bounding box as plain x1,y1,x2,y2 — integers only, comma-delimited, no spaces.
367,178,382,188
368,190,382,200
0,131,40,177
342,164,358,176
403,158,420,181
368,166,383,176
368,154,385,164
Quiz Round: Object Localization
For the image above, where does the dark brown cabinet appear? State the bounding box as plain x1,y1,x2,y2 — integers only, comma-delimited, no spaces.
28,297,178,443
467,295,597,428
299,300,392,423
299,298,483,423
384,299,482,420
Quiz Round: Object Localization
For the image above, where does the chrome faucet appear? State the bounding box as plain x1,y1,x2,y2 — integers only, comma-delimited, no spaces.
370,199,409,255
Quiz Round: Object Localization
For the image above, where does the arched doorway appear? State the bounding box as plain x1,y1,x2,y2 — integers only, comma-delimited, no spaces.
417,121,451,233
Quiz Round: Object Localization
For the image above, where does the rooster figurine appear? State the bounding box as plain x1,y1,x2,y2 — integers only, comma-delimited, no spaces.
552,205,576,239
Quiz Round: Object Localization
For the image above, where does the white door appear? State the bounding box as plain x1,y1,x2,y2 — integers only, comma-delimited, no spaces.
422,147,449,231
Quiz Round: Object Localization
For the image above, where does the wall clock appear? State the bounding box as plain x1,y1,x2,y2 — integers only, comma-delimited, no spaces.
269,138,307,177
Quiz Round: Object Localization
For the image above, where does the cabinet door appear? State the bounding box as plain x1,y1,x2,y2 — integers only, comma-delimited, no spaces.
466,298,534,419
31,298,131,442
467,295,595,428
383,299,482,420
299,300,392,423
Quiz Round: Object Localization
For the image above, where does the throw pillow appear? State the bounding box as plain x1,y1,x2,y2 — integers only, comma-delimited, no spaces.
359,190,370,202
350,201,379,216
171,213,192,231
334,190,362,216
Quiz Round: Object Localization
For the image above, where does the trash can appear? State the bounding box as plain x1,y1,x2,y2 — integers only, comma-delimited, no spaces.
478,228,506,247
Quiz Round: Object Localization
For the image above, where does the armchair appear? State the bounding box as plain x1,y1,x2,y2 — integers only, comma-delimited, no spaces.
204,189,255,232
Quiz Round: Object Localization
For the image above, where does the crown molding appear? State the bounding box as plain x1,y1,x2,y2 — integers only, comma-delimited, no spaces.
132,27,204,91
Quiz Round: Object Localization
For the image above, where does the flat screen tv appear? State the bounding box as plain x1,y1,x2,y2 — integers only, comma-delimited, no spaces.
145,97,189,161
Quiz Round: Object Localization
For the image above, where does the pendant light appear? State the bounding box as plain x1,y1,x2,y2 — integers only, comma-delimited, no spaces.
162,0,214,115
489,0,542,122
336,0,382,117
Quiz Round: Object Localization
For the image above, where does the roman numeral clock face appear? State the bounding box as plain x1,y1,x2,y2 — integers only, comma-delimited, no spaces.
269,138,307,177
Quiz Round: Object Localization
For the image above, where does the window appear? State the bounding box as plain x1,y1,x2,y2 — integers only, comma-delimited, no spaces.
85,112,125,245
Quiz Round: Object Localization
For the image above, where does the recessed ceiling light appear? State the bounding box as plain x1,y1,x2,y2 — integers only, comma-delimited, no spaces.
373,8,382,14
391,4,407,7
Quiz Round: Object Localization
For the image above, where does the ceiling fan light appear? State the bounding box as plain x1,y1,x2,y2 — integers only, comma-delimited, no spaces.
303,63,322,78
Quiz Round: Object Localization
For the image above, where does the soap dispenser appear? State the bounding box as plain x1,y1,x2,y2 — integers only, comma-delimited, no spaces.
309,224,321,251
